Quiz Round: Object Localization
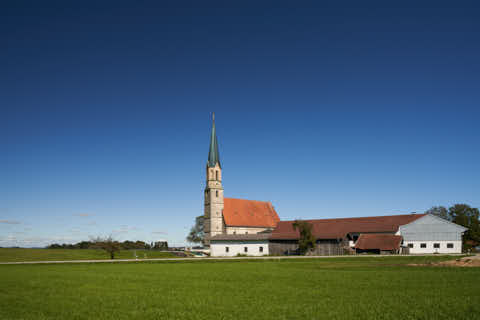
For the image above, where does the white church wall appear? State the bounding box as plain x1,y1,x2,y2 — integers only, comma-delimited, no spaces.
225,226,271,235
210,241,269,257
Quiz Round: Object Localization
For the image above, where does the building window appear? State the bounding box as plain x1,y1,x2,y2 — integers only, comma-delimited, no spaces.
216,170,219,180
408,243,414,248
233,231,236,235
434,243,440,249
259,246,263,253
244,247,248,253
245,231,248,234
447,243,454,248
420,243,427,248
216,190,218,197
225,247,229,253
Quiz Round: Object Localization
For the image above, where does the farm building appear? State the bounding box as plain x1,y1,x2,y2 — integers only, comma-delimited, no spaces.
398,214,467,254
209,213,467,256
269,213,467,255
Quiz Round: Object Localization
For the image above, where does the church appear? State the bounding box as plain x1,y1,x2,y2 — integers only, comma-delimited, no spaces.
203,114,279,253
203,115,467,257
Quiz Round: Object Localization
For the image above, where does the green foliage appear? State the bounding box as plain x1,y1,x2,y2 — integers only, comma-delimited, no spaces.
0,256,479,320
152,241,168,250
292,220,316,255
448,204,480,250
186,215,204,244
425,206,451,221
47,240,152,250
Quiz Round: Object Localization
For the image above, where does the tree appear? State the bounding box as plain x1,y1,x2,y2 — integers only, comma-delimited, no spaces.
448,204,480,249
90,236,121,259
425,206,451,221
292,220,316,255
153,241,168,250
186,216,204,244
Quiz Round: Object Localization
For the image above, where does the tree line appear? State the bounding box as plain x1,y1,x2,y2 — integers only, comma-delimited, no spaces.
47,239,168,251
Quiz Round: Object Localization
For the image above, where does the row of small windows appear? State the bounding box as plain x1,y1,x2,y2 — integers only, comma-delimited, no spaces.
407,243,454,249
225,246,263,253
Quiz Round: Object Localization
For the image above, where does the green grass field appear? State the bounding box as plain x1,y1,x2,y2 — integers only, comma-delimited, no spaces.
1,256,479,320
0,248,178,262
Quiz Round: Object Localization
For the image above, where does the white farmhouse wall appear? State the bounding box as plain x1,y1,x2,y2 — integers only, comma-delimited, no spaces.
210,241,269,257
398,214,467,254
404,240,462,254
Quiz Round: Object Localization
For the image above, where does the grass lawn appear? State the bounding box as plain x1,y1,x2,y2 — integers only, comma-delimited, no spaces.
0,248,178,262
0,256,479,320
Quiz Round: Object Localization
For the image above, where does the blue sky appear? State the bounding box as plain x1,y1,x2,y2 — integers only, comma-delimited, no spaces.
1,1,479,247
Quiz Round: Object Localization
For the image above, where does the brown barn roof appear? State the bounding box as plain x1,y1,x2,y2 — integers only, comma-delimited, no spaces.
270,214,426,240
223,198,280,228
355,234,403,251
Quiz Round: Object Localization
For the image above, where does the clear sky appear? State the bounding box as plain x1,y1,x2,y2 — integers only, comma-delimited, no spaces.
1,1,479,247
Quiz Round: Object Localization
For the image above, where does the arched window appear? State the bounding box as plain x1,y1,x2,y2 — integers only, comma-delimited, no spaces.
216,190,218,197
215,170,219,180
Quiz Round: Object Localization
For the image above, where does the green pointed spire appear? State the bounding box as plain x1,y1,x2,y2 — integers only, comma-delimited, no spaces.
208,113,221,168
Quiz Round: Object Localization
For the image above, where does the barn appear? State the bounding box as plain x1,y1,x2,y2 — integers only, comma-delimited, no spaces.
398,214,467,254
268,213,467,255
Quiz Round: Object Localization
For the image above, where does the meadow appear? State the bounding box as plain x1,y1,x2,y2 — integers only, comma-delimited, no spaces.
1,255,479,320
0,248,177,262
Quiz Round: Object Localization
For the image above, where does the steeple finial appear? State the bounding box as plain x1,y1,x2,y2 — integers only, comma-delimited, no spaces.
207,113,221,168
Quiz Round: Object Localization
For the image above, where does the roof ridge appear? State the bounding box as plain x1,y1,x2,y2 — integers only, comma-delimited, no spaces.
224,197,272,203
280,213,426,223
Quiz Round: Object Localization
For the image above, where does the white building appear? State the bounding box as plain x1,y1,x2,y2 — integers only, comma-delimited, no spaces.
210,234,270,257
398,214,467,254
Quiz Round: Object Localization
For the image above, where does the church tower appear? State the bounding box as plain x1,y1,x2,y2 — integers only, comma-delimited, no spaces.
204,113,224,245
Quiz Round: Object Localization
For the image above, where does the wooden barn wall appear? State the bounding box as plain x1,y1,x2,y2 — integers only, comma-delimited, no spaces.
269,240,299,255
311,239,344,256
269,239,347,256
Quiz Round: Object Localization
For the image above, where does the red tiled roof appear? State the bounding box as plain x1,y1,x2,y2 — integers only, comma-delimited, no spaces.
270,214,426,240
223,198,280,228
354,234,403,251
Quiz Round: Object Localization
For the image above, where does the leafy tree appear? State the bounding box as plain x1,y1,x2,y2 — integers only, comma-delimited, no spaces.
90,236,121,259
448,204,480,249
292,220,316,255
153,241,168,250
186,216,204,244
425,206,451,221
